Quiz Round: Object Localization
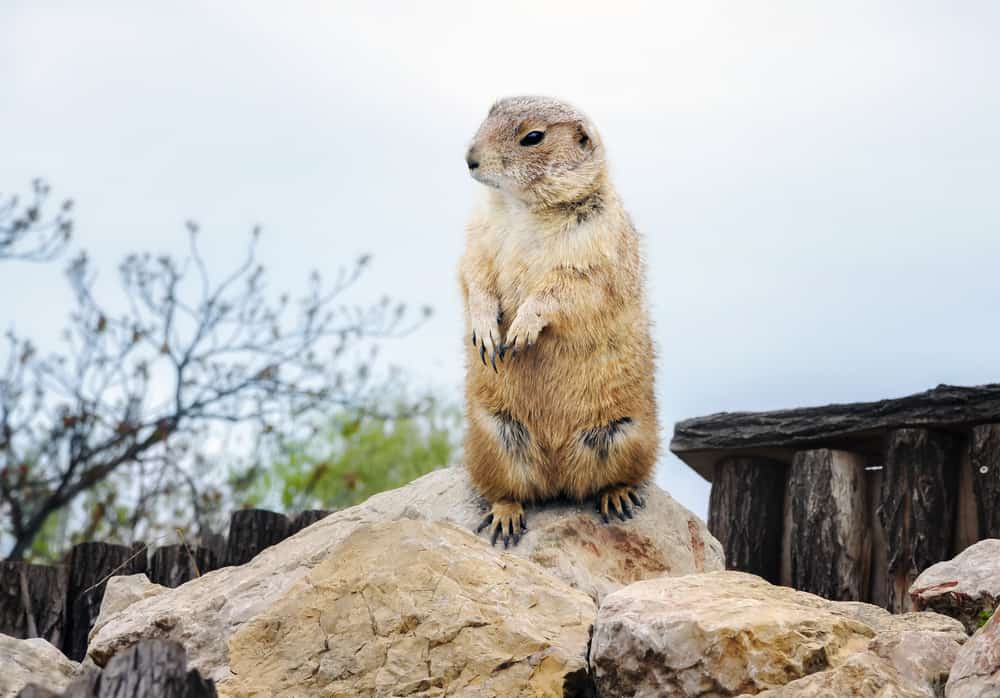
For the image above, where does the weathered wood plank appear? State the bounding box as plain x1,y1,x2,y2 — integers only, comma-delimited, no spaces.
63,542,147,661
0,561,67,645
971,423,1000,538
224,509,291,567
878,428,963,612
671,383,1000,480
707,456,786,584
787,449,869,601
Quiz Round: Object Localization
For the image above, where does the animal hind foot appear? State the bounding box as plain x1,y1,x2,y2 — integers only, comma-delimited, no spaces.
597,485,644,524
476,499,527,548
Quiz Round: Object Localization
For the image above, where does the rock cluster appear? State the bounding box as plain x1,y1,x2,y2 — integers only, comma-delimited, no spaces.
86,466,721,684
4,468,999,697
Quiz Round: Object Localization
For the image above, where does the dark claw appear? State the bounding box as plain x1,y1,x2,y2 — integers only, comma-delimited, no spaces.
601,512,610,524
471,331,477,347
476,513,493,533
616,507,628,522
497,343,506,361
628,491,644,508
480,342,487,366
491,524,501,546
519,514,527,531
490,349,497,373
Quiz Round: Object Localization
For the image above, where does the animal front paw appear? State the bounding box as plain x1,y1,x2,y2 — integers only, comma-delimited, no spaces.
596,485,644,524
476,499,527,548
469,304,503,372
504,305,546,358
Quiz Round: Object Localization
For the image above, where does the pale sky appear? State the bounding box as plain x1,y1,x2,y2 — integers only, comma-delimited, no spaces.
2,2,999,518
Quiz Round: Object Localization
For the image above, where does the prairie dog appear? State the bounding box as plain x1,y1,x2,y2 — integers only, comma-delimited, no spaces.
460,96,658,546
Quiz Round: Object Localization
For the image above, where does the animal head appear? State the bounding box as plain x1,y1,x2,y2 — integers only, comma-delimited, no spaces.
465,96,606,207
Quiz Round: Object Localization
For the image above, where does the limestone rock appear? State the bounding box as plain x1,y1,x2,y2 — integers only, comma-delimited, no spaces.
910,539,1000,633
0,635,80,698
222,520,595,698
749,652,927,698
591,571,966,697
88,573,167,644
89,466,720,681
947,604,1000,698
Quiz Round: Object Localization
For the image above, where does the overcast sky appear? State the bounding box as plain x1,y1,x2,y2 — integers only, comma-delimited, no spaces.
2,2,998,518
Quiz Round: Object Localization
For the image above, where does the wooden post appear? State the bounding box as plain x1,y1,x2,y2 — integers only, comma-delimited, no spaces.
707,456,787,584
148,545,220,589
878,428,963,612
971,423,1000,539
224,509,291,567
787,449,869,601
63,541,147,661
290,510,332,535
0,561,67,645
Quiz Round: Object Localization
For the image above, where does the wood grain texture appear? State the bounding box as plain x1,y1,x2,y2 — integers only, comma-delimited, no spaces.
971,423,1000,538
787,449,869,601
878,428,963,612
63,542,147,661
671,383,1000,480
707,456,786,583
0,561,67,644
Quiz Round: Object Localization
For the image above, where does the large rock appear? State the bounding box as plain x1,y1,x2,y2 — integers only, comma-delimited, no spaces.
0,635,80,698
222,520,595,697
88,467,720,682
590,571,966,697
947,604,1000,698
910,539,1000,633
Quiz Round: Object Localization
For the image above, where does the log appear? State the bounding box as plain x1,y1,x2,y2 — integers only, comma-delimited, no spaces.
148,545,219,589
670,383,1000,480
16,639,216,698
707,456,786,584
787,449,869,601
0,561,67,645
224,509,291,567
63,542,148,661
290,510,332,535
971,423,1000,538
878,428,963,612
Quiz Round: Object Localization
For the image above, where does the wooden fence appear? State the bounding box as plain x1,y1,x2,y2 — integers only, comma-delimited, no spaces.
670,383,1000,612
0,508,329,660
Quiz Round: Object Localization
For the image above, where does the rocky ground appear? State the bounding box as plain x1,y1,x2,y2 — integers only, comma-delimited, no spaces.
3,467,998,697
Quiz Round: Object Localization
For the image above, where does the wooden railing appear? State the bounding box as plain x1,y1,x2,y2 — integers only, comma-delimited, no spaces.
0,508,329,659
670,384,1000,612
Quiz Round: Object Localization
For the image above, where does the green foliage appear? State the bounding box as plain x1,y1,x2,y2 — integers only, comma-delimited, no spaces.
978,608,994,629
234,400,460,513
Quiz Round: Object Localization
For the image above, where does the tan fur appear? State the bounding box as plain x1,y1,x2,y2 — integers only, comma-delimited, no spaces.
459,97,659,538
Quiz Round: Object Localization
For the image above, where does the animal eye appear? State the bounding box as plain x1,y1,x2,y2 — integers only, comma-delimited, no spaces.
519,131,545,146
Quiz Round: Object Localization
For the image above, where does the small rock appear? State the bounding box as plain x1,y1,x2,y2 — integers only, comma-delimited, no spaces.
591,571,966,697
222,520,596,697
946,604,1000,698
910,539,1000,634
88,573,167,644
0,635,80,698
750,652,927,698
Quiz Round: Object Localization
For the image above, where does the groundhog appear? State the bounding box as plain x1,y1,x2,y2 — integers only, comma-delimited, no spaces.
459,96,659,547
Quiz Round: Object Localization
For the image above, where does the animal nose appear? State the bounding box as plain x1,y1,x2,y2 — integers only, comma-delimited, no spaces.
466,156,479,171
